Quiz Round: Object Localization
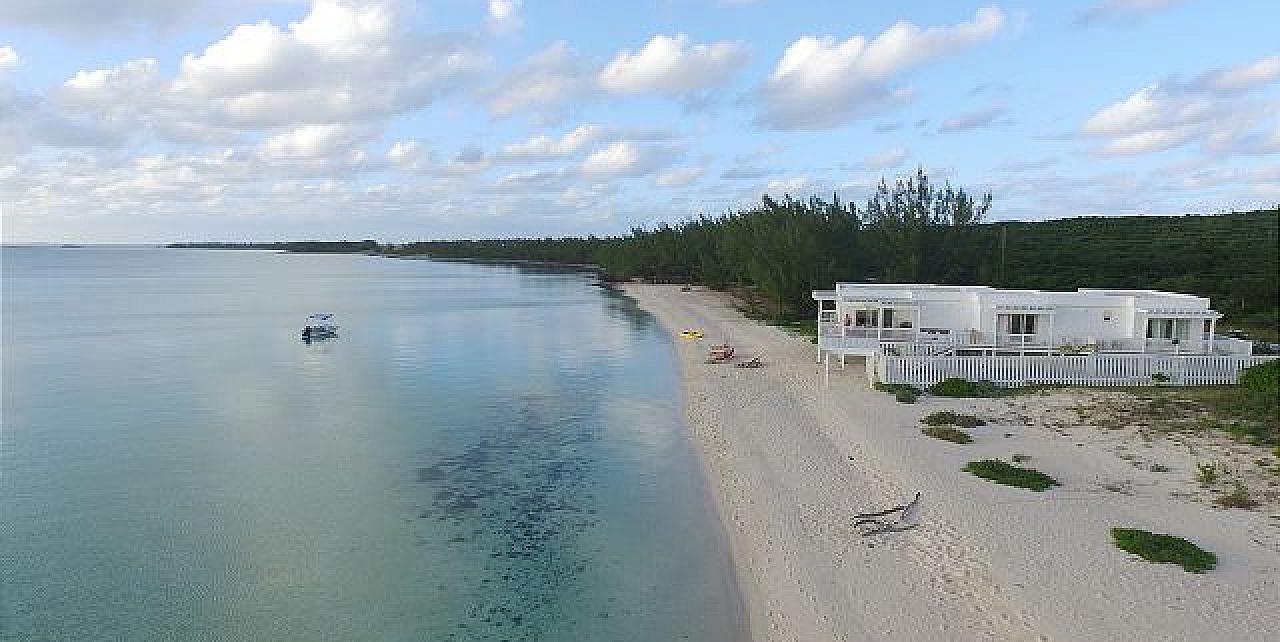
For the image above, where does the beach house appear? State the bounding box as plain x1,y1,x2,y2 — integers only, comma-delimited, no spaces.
812,283,1266,386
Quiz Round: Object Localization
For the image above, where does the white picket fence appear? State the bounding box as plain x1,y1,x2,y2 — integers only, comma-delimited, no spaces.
874,353,1277,387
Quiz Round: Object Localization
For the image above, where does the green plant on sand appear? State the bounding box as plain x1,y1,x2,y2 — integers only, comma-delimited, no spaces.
1213,481,1260,509
1196,462,1220,487
874,382,920,404
922,425,973,444
1111,528,1217,573
963,459,1059,491
929,378,1002,398
923,411,987,427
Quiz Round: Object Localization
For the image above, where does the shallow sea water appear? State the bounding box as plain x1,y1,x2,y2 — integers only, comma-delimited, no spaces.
1,247,743,641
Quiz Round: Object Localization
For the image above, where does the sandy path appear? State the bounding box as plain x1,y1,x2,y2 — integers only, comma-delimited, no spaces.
623,284,1280,642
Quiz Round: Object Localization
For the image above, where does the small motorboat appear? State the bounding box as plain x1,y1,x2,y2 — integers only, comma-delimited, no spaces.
302,313,339,342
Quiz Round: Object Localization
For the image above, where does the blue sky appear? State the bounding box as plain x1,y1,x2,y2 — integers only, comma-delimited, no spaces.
1,0,1277,242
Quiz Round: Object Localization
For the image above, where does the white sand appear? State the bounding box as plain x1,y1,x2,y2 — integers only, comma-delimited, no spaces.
623,284,1280,642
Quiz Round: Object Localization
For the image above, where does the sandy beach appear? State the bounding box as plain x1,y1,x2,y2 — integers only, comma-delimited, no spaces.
623,284,1280,642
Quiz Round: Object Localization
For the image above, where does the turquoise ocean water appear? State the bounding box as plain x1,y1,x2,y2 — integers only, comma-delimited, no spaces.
1,247,743,641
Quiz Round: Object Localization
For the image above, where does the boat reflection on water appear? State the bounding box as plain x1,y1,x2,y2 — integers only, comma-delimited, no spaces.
301,313,339,343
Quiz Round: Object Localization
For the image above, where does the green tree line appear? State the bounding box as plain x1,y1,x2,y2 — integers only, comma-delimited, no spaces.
388,170,1277,335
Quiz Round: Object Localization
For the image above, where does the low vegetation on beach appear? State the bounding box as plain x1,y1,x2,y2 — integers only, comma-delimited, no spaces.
873,382,921,403
1111,528,1218,573
964,459,1060,491
923,411,987,427
922,424,974,444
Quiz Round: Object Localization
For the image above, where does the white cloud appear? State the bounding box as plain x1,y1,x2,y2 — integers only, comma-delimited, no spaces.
0,0,213,37
499,124,606,160
259,123,370,160
0,46,17,71
764,175,812,195
487,0,522,33
755,6,1006,130
579,141,673,177
655,166,705,187
483,41,593,122
1193,55,1280,92
858,146,909,170
598,34,747,95
1080,54,1280,157
169,0,485,128
939,104,1011,132
1074,0,1188,27
9,0,488,156
387,139,428,170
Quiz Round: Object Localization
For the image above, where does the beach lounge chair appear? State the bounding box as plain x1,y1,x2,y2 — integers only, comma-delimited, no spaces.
734,356,763,368
853,492,921,535
706,344,734,363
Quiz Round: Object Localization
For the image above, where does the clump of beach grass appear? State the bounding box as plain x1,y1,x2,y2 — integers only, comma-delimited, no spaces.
1196,462,1220,487
1214,481,1260,509
929,378,1002,398
874,382,920,404
922,424,973,444
922,411,987,428
963,459,1059,491
1111,528,1217,573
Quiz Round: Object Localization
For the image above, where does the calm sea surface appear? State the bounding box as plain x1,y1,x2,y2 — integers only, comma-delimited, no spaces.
1,247,743,641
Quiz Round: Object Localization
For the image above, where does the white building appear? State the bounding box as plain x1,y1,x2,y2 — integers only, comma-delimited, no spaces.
812,283,1253,361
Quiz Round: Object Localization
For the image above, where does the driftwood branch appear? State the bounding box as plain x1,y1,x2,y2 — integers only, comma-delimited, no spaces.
853,492,921,535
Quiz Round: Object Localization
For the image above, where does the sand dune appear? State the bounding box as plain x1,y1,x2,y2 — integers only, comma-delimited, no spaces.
624,284,1280,642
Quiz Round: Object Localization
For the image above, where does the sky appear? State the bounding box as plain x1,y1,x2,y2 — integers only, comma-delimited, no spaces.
0,0,1277,243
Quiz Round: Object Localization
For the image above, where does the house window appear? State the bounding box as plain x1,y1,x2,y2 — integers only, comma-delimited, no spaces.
1103,310,1114,322
1005,314,1038,335
1146,318,1175,339
854,309,876,327
882,309,895,328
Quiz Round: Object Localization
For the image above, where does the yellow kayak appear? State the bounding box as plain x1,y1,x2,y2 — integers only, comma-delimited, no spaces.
679,329,704,340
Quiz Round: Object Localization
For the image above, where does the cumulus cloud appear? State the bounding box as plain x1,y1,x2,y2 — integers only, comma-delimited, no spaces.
939,104,1012,132
499,124,607,161
1191,55,1280,93
754,6,1006,130
487,0,522,33
0,0,212,37
259,123,372,160
1080,54,1280,156
1074,0,1189,27
654,166,705,187
764,175,812,195
598,34,747,94
169,0,485,128
0,46,17,71
483,41,593,122
579,140,675,177
21,0,486,151
386,139,429,170
858,146,909,170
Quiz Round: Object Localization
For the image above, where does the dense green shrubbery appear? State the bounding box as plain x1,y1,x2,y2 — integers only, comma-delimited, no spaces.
923,411,987,427
384,205,1278,335
929,378,1002,398
922,425,973,444
963,459,1059,491
1240,359,1279,396
1111,528,1217,573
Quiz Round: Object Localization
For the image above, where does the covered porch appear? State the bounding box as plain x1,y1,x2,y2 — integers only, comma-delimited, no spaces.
814,291,922,354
